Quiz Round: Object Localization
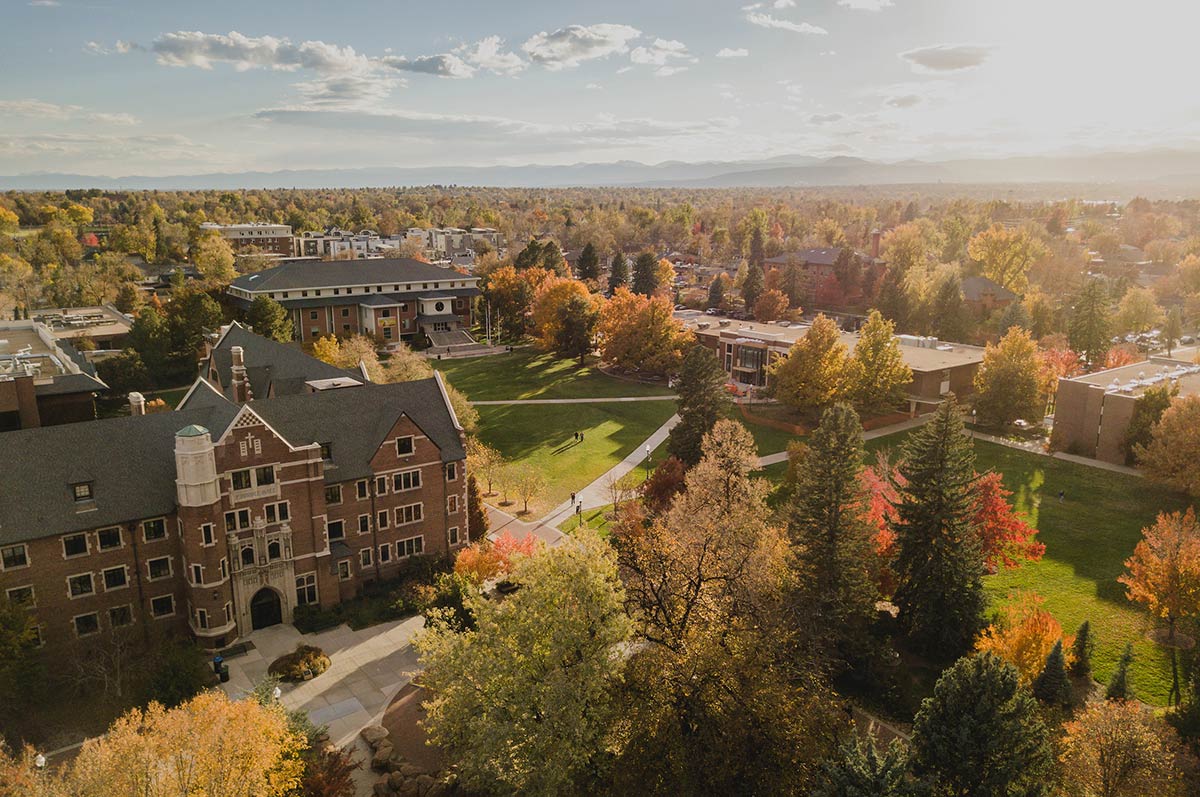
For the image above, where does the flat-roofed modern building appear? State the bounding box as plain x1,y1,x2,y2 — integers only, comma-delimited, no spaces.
200,222,295,257
0,319,108,430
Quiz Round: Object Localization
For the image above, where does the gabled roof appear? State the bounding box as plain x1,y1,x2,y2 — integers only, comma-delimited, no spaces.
33,372,107,396
229,258,475,293
960,275,1018,302
196,323,361,403
765,248,864,267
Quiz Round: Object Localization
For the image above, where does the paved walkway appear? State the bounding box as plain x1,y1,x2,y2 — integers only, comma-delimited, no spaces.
486,504,567,547
471,395,676,405
755,413,934,467
970,429,1142,476
540,413,681,526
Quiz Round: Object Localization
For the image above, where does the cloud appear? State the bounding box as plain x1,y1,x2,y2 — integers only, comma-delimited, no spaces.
0,132,202,162
380,53,476,79
837,0,893,9
655,66,688,77
630,38,696,69
745,12,828,35
84,40,134,55
28,1,59,6
457,36,525,76
0,98,138,125
716,47,749,58
293,74,403,107
899,43,991,72
521,23,641,70
809,113,845,124
585,83,603,90
773,0,796,7
150,30,371,73
885,93,922,108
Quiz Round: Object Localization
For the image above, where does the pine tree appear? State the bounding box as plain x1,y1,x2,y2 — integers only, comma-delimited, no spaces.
748,225,766,270
576,242,600,281
873,268,910,331
1106,643,1134,700
465,475,489,543
246,295,294,343
666,346,732,467
631,252,660,296
607,252,629,295
555,293,599,364
741,263,764,311
788,403,878,662
1069,279,1112,370
707,273,727,309
892,396,985,656
997,300,1032,335
814,739,912,797
930,271,970,342
1032,640,1072,706
1070,621,1093,678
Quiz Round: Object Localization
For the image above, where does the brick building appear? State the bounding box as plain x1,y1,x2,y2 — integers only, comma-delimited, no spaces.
0,326,469,651
200,222,295,257
0,319,108,431
226,258,481,348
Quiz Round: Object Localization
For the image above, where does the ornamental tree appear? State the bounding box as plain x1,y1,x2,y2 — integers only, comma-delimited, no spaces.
768,314,850,417
971,471,1044,569
973,327,1047,428
848,310,912,415
1060,700,1195,797
1136,395,1200,497
975,591,1071,684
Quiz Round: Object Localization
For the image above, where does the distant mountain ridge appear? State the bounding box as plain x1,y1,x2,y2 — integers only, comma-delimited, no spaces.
4,150,1200,192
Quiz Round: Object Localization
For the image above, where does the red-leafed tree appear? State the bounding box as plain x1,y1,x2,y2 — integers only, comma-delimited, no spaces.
972,471,1044,570
454,531,542,584
859,450,905,595
641,456,686,516
813,274,846,307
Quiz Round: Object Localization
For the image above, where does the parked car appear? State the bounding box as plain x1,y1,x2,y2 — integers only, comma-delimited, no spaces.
1182,335,1195,344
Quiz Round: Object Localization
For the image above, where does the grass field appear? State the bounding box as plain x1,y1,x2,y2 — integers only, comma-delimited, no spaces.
432,349,675,401
476,401,676,517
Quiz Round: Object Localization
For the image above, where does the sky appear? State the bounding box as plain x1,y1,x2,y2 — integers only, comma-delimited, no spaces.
3,0,1199,176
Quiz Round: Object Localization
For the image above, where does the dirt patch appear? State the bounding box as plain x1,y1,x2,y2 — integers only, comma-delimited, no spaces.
381,683,447,774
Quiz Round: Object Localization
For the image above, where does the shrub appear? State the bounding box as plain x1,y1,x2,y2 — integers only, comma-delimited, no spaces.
268,645,331,682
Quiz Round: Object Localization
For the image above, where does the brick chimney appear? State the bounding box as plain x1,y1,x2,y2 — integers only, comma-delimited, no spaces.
128,391,146,416
230,345,251,403
870,229,882,260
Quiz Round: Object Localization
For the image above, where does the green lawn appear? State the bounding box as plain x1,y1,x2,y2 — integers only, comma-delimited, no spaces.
476,401,676,517
431,349,675,401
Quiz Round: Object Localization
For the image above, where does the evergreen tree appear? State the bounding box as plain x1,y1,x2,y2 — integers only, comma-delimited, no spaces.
849,310,912,415
741,263,765,311
788,403,878,662
576,242,600,281
465,475,489,543
814,739,913,797
931,271,971,342
666,345,733,467
1069,279,1112,370
513,238,544,270
873,268,910,331
1106,642,1135,701
748,225,766,270
1164,306,1183,356
707,273,727,309
996,300,1032,335
607,252,630,295
539,239,566,275
1069,621,1093,678
782,261,804,308
554,293,599,364
1032,640,1072,706
632,251,660,295
246,295,293,342
892,397,985,656
911,653,1053,797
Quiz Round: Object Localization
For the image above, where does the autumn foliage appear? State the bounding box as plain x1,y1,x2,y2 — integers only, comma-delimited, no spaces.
598,287,693,376
976,591,1073,684
972,471,1045,569
454,531,542,585
859,451,905,595
530,275,599,351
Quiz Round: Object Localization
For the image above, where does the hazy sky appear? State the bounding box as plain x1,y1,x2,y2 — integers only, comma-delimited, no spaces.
3,0,1198,175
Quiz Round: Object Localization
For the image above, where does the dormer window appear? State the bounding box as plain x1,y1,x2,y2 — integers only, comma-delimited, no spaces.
72,482,93,502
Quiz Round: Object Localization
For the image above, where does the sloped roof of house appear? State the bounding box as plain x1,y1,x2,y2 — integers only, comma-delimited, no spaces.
199,323,361,402
764,248,866,267
960,275,1018,303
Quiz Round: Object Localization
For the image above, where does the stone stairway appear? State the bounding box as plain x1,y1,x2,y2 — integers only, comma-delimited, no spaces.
426,329,475,347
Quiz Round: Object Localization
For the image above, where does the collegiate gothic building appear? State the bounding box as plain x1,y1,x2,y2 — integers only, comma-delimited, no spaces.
0,325,469,650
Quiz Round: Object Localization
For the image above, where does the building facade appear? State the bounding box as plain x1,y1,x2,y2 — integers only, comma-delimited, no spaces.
200,222,295,257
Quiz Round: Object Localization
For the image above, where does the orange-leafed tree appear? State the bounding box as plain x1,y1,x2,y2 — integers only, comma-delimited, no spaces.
1060,700,1196,797
753,288,790,322
598,287,693,377
454,531,542,585
529,276,597,352
975,591,1072,684
1137,395,1200,498
1104,344,1140,370
972,471,1045,570
1119,508,1200,705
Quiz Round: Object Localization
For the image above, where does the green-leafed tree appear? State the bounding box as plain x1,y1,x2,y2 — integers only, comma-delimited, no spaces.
1031,640,1072,706
1070,621,1093,679
632,251,661,296
930,269,972,342
607,252,629,295
465,474,489,544
748,224,766,270
849,310,912,415
1106,643,1135,701
190,231,236,285
997,300,1032,335
892,397,984,656
513,238,544,270
741,263,764,311
1122,382,1178,465
973,327,1047,428
873,268,911,331
768,314,850,417
128,305,173,377
666,345,733,467
911,653,1053,797
576,242,600,281
1163,306,1183,356
1069,279,1112,370
539,239,567,276
246,295,294,343
417,528,630,796
787,403,879,664
814,739,914,797
554,293,600,364
707,272,728,309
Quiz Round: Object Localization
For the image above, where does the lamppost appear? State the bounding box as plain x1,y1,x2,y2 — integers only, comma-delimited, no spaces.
971,408,977,439
273,685,282,701
34,752,45,774
645,445,652,478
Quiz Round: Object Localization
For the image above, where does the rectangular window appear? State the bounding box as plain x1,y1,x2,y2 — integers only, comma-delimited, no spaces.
62,533,88,558
397,504,423,525
225,602,233,623
196,608,209,630
97,527,122,550
109,605,133,628
6,585,34,608
102,566,128,590
449,527,460,545
358,514,370,534
265,502,290,523
74,613,100,637
73,482,93,502
341,308,350,317
393,469,421,492
356,480,369,499
150,595,175,618
224,509,251,532
378,543,392,563
376,476,388,496
191,564,203,585
255,466,275,486
446,462,457,481
231,469,252,490
360,547,373,567
397,536,424,558
1,544,29,570
143,519,167,541
448,495,459,513
327,520,345,541
320,443,333,461
325,484,342,505
337,560,351,580
383,327,393,340
296,574,317,606
396,436,414,456
220,558,228,579
377,510,389,530
68,573,95,598
147,557,172,580
311,327,319,338
200,524,215,546
342,324,350,332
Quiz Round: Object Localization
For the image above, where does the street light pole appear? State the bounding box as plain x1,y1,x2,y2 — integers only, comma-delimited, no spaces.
645,445,652,478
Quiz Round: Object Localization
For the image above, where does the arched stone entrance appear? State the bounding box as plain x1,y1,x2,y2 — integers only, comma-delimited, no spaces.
250,587,283,630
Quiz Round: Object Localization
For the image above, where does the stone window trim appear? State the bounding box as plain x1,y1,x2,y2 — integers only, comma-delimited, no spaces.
146,556,173,581
66,571,95,599
73,612,100,638
200,523,216,547
101,565,129,592
445,461,458,482
396,503,423,527
1,544,30,571
62,532,89,559
142,517,168,543
396,536,424,559
327,519,346,541
448,527,460,546
360,547,373,568
6,585,35,608
356,480,369,500
378,543,392,564
447,494,459,514
337,559,352,581
396,436,415,457
150,594,176,619
109,604,134,628
325,484,343,505
98,527,123,551
72,481,93,502
393,469,421,492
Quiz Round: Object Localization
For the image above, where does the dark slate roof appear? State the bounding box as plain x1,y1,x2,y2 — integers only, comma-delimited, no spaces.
250,378,465,481
960,275,1018,303
229,258,475,292
34,372,108,396
0,402,239,545
765,248,866,267
198,323,361,402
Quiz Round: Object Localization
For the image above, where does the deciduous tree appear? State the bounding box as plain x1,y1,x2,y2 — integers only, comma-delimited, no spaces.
768,314,850,417
1122,382,1178,465
848,309,912,415
598,287,692,376
246,296,293,343
1060,700,1195,797
1137,395,1200,497
968,224,1048,294
190,231,236,284
753,287,789,321
974,327,1047,428
976,591,1069,683
972,471,1044,569
1117,286,1165,334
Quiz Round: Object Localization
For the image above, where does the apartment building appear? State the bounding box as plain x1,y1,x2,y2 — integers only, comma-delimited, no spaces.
200,222,295,257
0,326,469,651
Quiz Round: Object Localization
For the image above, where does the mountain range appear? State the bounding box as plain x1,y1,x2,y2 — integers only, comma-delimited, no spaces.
4,149,1200,193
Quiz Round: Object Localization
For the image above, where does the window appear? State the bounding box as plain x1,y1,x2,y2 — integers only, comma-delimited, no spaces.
241,545,255,567
74,613,100,637
268,540,282,560
360,547,373,567
6,585,34,608
356,480,369,500
255,466,275,486
320,443,333,461
143,519,167,541
1,544,28,570
224,509,250,532
102,566,127,590
396,436,414,456
393,470,421,491
325,484,342,505
190,564,203,585
376,511,389,530
448,495,459,513
220,558,228,579
397,536,424,558
301,290,309,297
62,533,88,558
341,308,350,318
200,524,215,546
196,608,209,630
68,573,94,597
311,327,319,338
231,469,252,490
28,625,42,647
150,595,175,618
109,605,133,628
337,560,351,580
381,308,391,318
147,557,172,580
449,527,460,545
378,543,392,563
446,462,457,482
342,324,350,332
73,482,93,502
383,327,393,340
358,514,371,534
265,502,290,523
224,603,233,623
327,520,345,541
397,504,423,525
296,574,317,606
376,476,388,495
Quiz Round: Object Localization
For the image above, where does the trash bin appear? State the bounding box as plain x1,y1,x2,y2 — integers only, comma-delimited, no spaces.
212,654,224,675
219,664,230,683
